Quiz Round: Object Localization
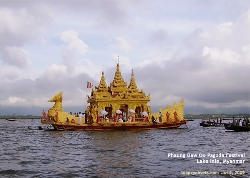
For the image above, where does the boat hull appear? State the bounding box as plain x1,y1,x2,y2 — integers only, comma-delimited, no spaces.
41,119,188,131
201,123,225,127
6,118,18,121
224,123,250,132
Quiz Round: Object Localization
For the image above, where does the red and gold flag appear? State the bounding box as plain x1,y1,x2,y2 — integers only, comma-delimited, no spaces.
87,81,92,88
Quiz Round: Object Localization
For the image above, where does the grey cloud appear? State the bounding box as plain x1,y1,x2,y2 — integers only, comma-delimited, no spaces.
0,71,95,106
50,0,133,26
133,51,250,106
148,28,172,48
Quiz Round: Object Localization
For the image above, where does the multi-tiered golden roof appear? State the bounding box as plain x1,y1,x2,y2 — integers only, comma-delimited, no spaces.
87,63,150,122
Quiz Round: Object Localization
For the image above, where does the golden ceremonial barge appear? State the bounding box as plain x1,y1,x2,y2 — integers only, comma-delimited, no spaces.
41,63,187,130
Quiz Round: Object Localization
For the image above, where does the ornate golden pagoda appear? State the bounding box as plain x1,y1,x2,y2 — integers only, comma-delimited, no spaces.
87,62,150,122
45,62,185,126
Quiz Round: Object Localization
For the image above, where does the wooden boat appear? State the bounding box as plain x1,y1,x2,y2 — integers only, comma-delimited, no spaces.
200,121,225,127
202,123,225,127
6,117,18,121
224,123,250,132
28,125,55,131
41,63,188,131
28,126,44,130
200,118,225,127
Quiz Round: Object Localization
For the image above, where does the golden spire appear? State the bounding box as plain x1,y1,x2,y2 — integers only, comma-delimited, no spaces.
110,62,127,93
97,71,108,92
128,69,138,92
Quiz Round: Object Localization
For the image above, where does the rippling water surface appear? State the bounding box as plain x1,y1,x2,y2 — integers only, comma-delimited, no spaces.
0,119,249,178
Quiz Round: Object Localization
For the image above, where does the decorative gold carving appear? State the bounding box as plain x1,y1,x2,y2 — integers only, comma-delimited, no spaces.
48,92,63,112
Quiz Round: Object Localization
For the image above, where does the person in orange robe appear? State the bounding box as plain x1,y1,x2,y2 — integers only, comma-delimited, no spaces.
54,110,58,122
174,111,178,122
166,112,170,123
42,110,47,119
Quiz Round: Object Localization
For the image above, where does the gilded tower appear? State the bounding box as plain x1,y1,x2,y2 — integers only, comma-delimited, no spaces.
98,71,108,92
128,69,138,92
109,63,127,94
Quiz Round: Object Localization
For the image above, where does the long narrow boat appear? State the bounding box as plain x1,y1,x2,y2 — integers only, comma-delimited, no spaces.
6,118,18,121
41,63,188,131
200,120,227,127
200,118,225,127
224,123,250,132
202,123,225,127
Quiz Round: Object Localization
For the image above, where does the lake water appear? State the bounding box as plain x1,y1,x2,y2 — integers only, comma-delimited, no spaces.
0,119,249,178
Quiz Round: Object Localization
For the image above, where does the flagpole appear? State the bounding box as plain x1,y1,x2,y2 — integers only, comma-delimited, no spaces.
85,82,92,108
85,82,87,110
85,81,88,124
85,81,90,110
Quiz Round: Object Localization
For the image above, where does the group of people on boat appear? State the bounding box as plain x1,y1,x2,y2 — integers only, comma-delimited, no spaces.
200,118,223,126
224,117,250,131
200,117,250,128
115,113,149,123
151,111,180,123
42,108,151,124
231,117,249,126
42,108,182,125
42,109,58,122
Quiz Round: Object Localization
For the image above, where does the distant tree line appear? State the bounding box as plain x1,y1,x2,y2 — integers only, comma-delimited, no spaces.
185,113,250,119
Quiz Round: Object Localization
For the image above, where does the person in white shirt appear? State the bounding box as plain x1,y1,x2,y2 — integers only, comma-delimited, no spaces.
105,116,109,122
78,112,83,125
118,118,123,122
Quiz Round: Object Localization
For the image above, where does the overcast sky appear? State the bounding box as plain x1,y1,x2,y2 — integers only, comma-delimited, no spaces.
0,0,249,116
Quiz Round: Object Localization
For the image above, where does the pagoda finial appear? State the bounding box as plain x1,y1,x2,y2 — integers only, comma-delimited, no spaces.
97,71,108,92
128,69,138,92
